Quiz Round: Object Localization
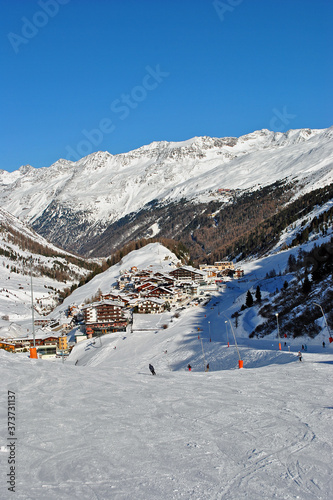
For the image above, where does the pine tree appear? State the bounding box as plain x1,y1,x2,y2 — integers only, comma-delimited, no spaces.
302,275,311,295
287,254,297,272
255,285,262,302
245,290,254,307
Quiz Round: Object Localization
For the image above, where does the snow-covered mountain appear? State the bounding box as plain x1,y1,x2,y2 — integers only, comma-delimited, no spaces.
1,129,332,499
0,207,92,327
0,127,332,255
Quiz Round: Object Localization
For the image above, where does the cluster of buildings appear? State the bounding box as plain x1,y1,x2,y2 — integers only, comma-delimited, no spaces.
79,262,243,339
199,261,244,279
79,265,208,338
0,261,244,356
0,332,69,358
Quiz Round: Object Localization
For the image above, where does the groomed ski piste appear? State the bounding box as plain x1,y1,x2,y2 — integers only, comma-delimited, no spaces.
1,243,333,499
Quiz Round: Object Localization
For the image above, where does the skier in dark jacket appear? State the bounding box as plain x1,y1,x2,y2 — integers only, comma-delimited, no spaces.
149,363,156,375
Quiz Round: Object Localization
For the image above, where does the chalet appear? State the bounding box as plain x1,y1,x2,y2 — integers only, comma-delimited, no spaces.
199,261,234,272
215,261,234,271
137,298,166,314
58,335,68,351
206,269,218,279
85,321,127,338
169,266,206,283
133,270,152,281
187,283,201,295
0,341,17,352
136,281,157,293
219,269,234,278
199,264,216,271
42,336,59,346
101,292,130,305
145,286,176,303
234,268,244,279
82,300,125,324
117,273,132,289
124,293,140,303
0,333,61,356
152,272,175,285
145,275,164,285
82,300,127,337
11,335,60,348
34,319,49,327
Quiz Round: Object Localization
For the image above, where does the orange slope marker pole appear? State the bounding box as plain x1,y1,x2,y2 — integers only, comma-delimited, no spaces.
29,257,38,359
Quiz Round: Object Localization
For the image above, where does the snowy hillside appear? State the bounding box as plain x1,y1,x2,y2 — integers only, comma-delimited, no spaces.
1,290,332,499
0,206,64,251
0,208,92,335
0,127,332,253
51,242,180,316
1,238,333,498
0,243,179,338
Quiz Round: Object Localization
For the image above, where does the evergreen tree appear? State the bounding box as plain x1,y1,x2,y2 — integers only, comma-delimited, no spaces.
302,275,311,295
287,254,297,272
255,285,262,302
245,290,254,307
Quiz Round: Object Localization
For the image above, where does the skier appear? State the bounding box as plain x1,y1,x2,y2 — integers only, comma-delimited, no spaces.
322,341,326,348
205,363,210,372
187,364,192,371
297,351,302,362
149,363,156,375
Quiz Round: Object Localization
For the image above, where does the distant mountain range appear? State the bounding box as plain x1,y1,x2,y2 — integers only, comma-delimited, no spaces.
1,127,332,257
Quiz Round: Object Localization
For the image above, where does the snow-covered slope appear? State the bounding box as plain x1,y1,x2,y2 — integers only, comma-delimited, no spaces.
1,291,332,499
1,127,332,229
51,242,180,315
0,208,91,330
1,237,333,497
0,242,179,338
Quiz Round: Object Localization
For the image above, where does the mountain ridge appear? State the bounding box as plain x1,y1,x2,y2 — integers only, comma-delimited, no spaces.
0,126,332,256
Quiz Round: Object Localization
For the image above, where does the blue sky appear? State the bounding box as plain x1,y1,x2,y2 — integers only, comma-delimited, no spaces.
1,0,332,172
